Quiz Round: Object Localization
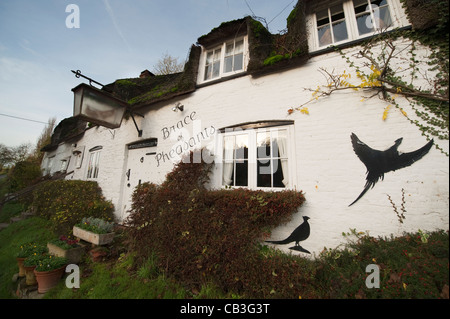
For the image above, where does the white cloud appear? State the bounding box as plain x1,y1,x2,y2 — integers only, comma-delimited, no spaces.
102,0,132,52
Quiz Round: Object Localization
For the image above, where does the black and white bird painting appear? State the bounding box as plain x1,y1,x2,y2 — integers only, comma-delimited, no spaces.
349,133,433,206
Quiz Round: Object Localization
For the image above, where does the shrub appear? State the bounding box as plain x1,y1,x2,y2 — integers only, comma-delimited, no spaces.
125,150,310,298
32,180,114,235
8,161,42,192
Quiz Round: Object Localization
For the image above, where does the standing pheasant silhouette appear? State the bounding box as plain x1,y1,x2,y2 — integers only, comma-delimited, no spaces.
349,133,433,206
265,216,311,254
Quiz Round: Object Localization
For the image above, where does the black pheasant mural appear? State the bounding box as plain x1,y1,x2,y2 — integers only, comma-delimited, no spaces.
349,133,434,206
265,216,311,254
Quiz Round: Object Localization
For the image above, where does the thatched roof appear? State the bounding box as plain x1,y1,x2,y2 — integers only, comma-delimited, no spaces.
41,117,87,152
104,45,201,109
104,3,310,107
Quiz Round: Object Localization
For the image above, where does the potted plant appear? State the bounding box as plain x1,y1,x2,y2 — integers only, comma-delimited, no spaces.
22,254,44,285
16,243,48,278
34,255,68,294
73,217,115,245
47,235,85,264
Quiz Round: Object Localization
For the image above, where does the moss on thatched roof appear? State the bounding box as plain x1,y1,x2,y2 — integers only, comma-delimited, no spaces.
102,2,310,107
104,44,201,108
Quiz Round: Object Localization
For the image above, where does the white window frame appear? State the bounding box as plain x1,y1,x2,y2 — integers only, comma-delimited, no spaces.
308,0,410,52
86,146,102,179
60,157,71,173
217,125,297,190
198,35,249,85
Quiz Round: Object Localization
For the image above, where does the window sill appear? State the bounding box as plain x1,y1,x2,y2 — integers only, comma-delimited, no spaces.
197,71,248,88
309,25,412,57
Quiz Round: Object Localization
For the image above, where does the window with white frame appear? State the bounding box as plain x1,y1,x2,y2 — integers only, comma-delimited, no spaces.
87,146,102,179
221,125,293,189
200,36,247,83
60,157,70,173
353,0,392,35
310,0,406,51
317,3,349,47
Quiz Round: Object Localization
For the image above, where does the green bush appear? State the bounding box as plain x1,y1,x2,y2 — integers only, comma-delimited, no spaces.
32,180,115,235
125,150,312,298
315,229,449,298
8,161,42,192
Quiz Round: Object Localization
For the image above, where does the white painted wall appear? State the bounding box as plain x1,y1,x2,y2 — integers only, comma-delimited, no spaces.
42,38,449,256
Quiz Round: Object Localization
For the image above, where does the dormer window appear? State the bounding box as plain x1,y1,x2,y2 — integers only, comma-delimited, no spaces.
353,0,392,36
199,36,248,84
308,0,409,52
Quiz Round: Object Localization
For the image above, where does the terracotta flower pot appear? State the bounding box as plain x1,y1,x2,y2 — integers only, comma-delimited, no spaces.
34,266,66,294
24,265,37,285
16,257,26,277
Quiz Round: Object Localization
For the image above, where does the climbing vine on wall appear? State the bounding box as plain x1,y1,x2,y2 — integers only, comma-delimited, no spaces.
289,30,449,156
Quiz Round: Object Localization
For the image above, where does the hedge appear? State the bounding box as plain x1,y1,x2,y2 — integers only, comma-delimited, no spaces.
125,151,316,298
32,180,115,235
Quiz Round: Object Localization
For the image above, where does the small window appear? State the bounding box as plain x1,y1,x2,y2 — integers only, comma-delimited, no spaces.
204,47,222,81
224,39,244,73
200,36,247,84
87,147,102,179
310,0,403,51
317,4,348,47
60,158,70,173
354,0,392,35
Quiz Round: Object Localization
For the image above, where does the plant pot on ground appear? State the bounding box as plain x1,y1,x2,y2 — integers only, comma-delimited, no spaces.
33,255,67,294
16,243,48,278
47,236,85,264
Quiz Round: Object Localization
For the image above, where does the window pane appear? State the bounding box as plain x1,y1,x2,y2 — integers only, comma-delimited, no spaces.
316,9,329,26
214,48,221,61
212,61,220,78
272,130,288,158
318,25,332,46
257,160,271,187
257,132,270,159
235,40,244,53
356,13,373,35
354,0,369,14
206,51,213,64
235,134,248,160
235,161,248,186
378,6,392,29
330,4,345,22
272,159,285,188
225,43,234,56
204,65,211,80
224,56,233,73
234,53,243,71
333,20,348,42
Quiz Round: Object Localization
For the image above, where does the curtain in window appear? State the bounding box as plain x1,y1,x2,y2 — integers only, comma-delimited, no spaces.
276,134,289,187
223,136,234,185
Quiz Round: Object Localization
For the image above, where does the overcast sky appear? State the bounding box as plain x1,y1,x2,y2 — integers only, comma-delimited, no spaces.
0,0,295,148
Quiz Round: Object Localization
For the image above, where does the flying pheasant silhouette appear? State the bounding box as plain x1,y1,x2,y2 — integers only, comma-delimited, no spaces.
349,133,433,206
265,216,311,254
